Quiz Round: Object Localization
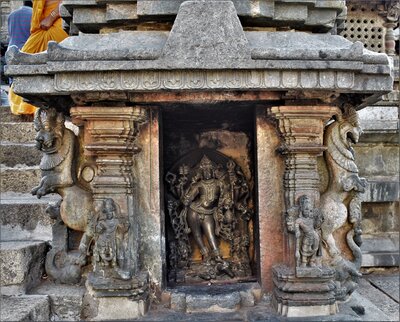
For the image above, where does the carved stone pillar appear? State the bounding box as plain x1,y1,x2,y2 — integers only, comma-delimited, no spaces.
270,105,339,317
70,106,149,319
381,0,400,56
271,105,338,209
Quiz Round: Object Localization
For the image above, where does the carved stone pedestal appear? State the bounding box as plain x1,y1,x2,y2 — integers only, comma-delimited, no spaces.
86,272,150,320
272,265,337,317
86,281,150,321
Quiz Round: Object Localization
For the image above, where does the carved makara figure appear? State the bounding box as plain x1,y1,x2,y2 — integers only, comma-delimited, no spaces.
32,107,93,283
166,150,253,282
320,106,366,299
294,195,322,268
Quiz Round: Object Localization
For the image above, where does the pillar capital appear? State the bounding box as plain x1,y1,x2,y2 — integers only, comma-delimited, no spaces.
270,105,338,207
271,105,339,148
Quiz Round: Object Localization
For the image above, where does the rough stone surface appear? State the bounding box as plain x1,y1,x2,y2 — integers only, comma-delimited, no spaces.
106,3,138,21
356,278,399,321
0,166,41,193
361,234,399,267
33,280,86,321
239,290,255,307
0,122,36,143
0,143,41,167
368,275,399,302
170,292,186,312
0,193,55,241
0,241,47,294
0,295,50,322
355,144,399,178
50,31,167,61
95,297,149,320
256,108,286,291
362,201,399,234
186,292,241,313
133,109,164,287
363,181,399,203
161,1,251,68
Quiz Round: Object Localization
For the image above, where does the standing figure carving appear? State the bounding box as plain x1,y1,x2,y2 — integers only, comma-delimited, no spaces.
166,149,253,282
320,106,366,299
32,107,93,283
93,198,119,273
183,155,229,263
294,195,322,268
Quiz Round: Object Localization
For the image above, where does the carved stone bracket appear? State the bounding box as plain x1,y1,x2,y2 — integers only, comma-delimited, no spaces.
271,105,339,211
70,106,148,298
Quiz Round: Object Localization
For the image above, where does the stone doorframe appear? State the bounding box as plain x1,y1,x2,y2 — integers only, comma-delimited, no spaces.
67,91,340,293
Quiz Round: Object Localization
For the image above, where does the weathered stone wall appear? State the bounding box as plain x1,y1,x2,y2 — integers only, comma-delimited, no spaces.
132,108,165,287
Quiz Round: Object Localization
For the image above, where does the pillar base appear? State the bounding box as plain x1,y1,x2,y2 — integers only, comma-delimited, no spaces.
92,296,149,321
88,271,149,298
272,264,338,317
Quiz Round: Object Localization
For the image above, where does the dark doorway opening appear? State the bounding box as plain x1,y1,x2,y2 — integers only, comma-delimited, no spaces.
161,103,258,286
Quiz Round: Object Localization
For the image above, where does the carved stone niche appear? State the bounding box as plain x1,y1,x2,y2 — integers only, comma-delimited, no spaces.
162,104,256,285
166,149,253,283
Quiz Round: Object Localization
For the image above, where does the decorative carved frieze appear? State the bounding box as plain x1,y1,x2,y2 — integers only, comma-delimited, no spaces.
54,70,355,92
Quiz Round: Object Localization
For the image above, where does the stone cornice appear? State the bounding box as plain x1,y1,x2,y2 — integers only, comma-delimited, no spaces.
4,1,393,108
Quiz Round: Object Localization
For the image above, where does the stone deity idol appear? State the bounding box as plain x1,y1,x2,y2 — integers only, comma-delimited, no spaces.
181,155,231,263
295,195,322,268
93,198,119,272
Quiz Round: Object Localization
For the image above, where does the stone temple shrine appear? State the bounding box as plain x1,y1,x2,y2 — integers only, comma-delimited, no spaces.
1,0,398,320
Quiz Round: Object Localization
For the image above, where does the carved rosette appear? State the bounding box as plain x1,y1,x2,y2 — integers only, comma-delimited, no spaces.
70,106,148,298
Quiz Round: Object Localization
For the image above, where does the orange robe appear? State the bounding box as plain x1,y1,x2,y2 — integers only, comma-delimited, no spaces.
9,0,68,115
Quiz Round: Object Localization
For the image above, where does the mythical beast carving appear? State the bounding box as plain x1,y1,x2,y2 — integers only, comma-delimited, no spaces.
32,107,93,283
320,106,366,299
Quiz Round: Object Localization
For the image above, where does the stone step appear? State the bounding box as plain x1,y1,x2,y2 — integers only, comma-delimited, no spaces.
0,295,50,322
0,166,41,194
361,234,399,267
0,122,36,143
32,280,86,321
0,240,47,295
0,142,41,167
0,192,58,242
